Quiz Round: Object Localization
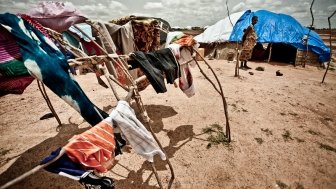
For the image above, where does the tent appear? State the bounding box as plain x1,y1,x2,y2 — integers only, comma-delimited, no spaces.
194,11,244,60
194,11,244,43
229,10,331,63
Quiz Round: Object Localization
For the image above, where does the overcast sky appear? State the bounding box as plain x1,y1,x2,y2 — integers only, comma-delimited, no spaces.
0,0,335,28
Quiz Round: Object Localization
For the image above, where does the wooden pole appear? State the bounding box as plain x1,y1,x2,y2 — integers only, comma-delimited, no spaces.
37,81,62,126
322,10,336,83
192,49,231,142
303,0,316,68
267,43,272,63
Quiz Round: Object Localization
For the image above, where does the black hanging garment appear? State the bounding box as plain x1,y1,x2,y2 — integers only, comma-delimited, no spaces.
129,48,180,93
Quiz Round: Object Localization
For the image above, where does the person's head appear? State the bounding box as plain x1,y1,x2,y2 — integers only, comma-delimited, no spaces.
252,16,258,25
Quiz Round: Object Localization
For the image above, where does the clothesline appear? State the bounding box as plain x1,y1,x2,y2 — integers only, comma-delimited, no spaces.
67,53,195,67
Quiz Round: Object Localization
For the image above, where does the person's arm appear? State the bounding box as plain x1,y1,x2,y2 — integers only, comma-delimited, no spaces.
241,26,252,43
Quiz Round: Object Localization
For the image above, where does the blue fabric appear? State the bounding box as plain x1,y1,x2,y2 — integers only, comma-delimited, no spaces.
0,13,108,126
229,10,330,62
41,148,87,178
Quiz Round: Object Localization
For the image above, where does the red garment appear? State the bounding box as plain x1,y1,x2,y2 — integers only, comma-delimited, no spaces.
114,60,128,86
173,35,197,47
0,75,35,96
63,121,116,173
19,14,50,38
81,40,103,56
0,26,21,63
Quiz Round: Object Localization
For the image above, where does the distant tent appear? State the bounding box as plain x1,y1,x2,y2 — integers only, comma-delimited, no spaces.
194,11,244,43
194,11,245,59
229,10,331,63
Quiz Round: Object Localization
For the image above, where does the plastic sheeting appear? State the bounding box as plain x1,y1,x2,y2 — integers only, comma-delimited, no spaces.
229,10,330,62
194,11,244,43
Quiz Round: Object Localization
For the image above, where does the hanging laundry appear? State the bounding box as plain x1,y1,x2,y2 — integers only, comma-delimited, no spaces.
111,17,161,91
0,59,29,77
41,148,115,188
129,48,180,93
26,1,87,32
0,13,107,126
0,26,21,63
0,25,34,96
165,31,184,48
179,63,195,97
107,100,166,162
91,21,117,54
19,14,50,38
41,148,89,180
62,31,81,49
111,16,160,53
173,34,198,47
41,100,164,187
168,43,181,60
0,75,34,96
64,121,116,173
104,21,135,55
166,33,200,97
168,44,196,97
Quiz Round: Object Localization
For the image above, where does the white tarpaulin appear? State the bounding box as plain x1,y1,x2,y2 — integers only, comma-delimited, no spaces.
194,11,244,43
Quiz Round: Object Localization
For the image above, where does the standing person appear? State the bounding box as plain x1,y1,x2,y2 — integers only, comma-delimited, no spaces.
240,16,258,69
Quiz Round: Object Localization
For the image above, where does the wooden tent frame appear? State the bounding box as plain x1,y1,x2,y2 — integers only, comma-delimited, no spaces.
1,19,231,189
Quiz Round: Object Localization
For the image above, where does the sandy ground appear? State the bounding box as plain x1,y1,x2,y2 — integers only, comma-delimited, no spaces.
0,59,335,189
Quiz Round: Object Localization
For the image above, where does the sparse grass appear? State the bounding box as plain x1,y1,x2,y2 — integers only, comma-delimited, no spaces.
307,129,320,136
261,128,273,136
319,143,336,153
255,138,263,144
282,130,293,142
203,124,230,148
276,180,289,189
202,127,215,134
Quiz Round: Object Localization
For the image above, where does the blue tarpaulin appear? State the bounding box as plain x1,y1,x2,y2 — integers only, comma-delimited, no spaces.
229,10,331,62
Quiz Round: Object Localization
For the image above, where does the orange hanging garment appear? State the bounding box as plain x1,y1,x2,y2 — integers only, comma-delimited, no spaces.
63,121,116,173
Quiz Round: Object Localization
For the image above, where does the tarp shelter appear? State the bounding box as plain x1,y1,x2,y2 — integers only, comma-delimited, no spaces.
229,10,331,63
194,11,244,60
194,11,244,43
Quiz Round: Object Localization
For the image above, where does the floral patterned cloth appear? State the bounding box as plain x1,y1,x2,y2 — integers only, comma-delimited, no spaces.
239,24,257,61
111,16,162,91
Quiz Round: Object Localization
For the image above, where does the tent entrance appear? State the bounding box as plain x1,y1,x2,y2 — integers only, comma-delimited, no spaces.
265,43,297,64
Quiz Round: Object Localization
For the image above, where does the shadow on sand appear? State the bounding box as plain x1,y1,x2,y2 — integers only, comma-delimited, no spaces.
0,122,86,189
0,104,195,189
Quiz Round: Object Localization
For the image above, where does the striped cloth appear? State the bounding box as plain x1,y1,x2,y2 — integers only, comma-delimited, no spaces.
0,75,34,96
0,26,21,63
106,100,166,162
64,121,116,173
19,14,50,38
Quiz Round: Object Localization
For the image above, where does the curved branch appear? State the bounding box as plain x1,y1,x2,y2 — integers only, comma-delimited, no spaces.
226,0,240,76
303,0,315,67
322,10,336,83
193,49,231,142
226,0,233,27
